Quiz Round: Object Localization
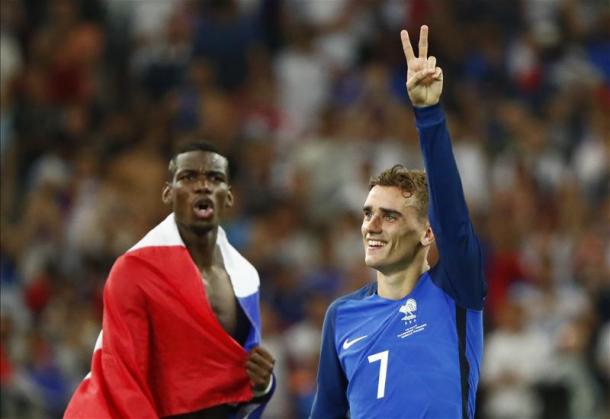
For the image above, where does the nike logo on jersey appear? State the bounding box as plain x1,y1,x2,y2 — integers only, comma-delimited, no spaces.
343,335,368,350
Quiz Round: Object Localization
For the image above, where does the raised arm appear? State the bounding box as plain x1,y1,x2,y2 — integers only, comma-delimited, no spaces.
400,26,486,310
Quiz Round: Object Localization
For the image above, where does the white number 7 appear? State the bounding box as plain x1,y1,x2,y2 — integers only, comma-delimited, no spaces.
367,350,389,399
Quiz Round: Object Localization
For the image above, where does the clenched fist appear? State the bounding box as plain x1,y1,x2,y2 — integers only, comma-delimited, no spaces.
246,346,275,394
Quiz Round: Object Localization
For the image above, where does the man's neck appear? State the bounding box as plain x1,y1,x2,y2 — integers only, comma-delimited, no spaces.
178,225,219,269
376,252,430,300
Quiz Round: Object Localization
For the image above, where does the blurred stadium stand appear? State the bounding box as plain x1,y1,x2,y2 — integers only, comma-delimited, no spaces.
0,0,608,418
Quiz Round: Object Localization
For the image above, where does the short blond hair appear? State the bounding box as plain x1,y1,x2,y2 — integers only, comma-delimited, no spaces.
369,165,428,219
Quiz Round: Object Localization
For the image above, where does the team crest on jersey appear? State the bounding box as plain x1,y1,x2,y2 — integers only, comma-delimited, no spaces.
399,298,417,322
397,298,427,339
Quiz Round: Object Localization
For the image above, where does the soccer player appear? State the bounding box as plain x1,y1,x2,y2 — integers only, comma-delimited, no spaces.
65,142,275,418
309,25,486,419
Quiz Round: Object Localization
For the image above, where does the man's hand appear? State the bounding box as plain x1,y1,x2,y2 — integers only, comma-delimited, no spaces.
400,25,443,107
246,346,275,395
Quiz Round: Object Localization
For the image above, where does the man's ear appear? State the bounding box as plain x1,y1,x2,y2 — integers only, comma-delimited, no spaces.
225,188,234,208
162,183,172,205
420,223,435,247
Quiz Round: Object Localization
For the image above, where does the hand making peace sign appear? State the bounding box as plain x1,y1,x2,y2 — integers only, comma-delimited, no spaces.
400,25,443,107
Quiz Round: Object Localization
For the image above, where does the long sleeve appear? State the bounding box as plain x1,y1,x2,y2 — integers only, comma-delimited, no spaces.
309,302,349,419
415,104,486,310
64,255,158,418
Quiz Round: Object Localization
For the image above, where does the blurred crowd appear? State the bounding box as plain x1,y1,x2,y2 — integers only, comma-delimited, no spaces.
0,0,609,418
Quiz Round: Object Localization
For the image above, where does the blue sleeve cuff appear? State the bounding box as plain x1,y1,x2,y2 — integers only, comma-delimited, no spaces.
413,103,445,127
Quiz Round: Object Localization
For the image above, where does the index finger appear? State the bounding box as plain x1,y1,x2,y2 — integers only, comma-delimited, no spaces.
250,346,274,362
418,25,428,59
400,30,415,63
246,351,275,373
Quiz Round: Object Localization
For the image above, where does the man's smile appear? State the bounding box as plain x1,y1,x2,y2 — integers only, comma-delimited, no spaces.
366,239,388,251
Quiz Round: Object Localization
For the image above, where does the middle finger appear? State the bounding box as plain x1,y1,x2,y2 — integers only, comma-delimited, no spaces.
418,25,429,59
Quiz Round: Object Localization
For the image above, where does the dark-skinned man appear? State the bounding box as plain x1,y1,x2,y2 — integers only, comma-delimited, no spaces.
65,142,275,419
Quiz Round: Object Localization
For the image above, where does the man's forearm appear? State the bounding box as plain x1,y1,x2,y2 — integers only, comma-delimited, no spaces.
415,104,471,239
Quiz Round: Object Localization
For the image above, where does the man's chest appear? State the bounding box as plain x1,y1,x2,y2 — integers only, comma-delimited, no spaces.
335,290,460,403
200,266,242,337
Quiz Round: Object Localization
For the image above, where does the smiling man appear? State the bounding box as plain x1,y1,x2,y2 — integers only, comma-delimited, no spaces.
65,142,275,419
310,26,486,419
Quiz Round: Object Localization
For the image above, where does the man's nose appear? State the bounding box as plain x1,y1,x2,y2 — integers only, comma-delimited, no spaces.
365,214,382,233
193,177,212,193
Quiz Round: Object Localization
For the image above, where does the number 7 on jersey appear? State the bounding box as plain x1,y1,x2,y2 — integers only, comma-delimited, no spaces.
367,350,389,399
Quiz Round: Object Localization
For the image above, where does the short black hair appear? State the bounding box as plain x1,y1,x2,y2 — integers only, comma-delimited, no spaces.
168,141,229,181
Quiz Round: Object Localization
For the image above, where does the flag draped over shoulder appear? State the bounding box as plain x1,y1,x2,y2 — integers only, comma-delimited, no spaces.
65,214,266,418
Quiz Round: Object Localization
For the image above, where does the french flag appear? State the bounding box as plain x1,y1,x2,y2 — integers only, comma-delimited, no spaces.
65,214,270,418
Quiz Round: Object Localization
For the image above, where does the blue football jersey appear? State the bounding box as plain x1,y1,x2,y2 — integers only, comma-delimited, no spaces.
310,105,486,419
